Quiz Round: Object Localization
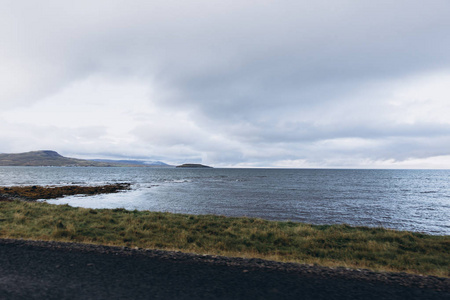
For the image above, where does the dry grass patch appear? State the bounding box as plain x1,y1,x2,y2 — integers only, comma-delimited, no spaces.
0,201,448,277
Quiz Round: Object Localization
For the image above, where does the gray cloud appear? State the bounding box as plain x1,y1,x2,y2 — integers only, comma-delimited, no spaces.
1,1,450,167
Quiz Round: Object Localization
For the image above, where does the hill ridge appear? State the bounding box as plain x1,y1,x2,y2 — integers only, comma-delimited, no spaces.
0,151,172,167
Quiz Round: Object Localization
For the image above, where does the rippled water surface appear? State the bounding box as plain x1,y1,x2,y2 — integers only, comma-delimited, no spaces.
1,167,449,235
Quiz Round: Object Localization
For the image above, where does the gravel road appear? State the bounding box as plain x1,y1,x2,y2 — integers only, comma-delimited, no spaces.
0,239,448,299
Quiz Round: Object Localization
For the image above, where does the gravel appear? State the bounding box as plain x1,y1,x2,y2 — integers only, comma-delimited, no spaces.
0,238,448,299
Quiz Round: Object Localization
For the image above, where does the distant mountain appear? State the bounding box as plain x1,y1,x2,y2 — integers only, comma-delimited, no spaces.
0,150,115,167
90,159,173,167
144,161,172,166
0,151,173,167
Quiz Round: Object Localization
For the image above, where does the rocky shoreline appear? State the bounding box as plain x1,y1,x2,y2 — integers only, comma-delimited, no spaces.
1,185,449,298
0,183,130,201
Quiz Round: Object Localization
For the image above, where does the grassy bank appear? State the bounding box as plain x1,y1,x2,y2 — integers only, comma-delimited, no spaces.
0,200,448,277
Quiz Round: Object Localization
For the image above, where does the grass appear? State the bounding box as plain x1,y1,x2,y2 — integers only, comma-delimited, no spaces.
0,200,449,277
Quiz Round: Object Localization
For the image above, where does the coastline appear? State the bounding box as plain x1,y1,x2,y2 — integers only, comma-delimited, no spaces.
1,168,448,236
1,188,449,278
0,183,130,201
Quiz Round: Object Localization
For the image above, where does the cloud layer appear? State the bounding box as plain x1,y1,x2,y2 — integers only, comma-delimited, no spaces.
1,1,450,167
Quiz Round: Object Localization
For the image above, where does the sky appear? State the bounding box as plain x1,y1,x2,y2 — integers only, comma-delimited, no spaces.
1,0,450,168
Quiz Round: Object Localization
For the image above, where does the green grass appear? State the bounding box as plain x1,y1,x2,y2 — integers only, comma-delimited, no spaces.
1,200,449,277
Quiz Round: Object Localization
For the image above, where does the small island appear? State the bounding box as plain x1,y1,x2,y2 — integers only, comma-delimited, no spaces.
176,163,212,168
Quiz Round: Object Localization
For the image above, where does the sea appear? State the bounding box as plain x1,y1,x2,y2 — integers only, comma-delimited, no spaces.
0,167,449,235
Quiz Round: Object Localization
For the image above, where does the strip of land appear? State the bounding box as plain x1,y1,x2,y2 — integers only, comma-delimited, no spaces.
0,183,130,201
0,186,448,278
0,150,173,167
0,238,448,299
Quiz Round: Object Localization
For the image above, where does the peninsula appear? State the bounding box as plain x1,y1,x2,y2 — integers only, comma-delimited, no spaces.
0,150,172,167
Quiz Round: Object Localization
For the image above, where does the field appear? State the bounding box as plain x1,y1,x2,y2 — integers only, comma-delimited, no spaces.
1,200,448,277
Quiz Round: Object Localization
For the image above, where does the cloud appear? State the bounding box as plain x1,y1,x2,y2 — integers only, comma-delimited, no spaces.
1,1,450,167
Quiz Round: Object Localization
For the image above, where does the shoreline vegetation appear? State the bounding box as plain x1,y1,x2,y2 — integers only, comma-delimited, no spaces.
0,185,449,278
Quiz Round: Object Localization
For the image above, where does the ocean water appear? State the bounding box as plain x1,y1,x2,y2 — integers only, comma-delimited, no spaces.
0,167,449,235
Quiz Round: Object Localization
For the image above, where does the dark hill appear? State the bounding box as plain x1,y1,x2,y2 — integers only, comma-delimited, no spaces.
0,150,174,167
0,151,117,167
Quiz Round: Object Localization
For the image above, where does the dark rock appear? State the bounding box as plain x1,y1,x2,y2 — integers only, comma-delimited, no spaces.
176,163,212,168
0,183,131,200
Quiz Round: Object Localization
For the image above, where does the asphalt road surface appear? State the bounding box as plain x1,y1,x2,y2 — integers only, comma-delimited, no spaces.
0,239,448,299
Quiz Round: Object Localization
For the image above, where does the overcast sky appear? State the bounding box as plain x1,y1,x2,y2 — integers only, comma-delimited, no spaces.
1,1,450,168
